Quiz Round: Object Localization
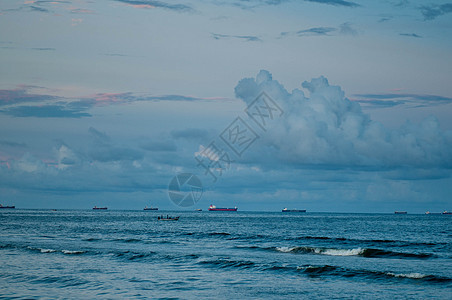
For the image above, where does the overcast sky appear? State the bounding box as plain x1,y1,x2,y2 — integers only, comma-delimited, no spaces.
1,0,451,212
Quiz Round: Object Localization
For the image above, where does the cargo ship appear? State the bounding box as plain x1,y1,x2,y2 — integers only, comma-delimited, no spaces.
208,204,237,211
93,206,107,210
0,204,15,209
144,206,158,211
443,211,452,215
282,208,306,212
394,211,407,214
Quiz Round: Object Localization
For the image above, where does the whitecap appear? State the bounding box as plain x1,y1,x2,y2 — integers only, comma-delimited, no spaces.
387,272,426,279
61,250,85,254
40,248,56,253
321,248,364,256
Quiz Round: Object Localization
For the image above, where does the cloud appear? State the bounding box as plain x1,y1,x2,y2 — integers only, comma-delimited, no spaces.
304,0,360,8
1,105,91,118
234,70,452,169
0,86,224,118
211,0,288,10
393,0,409,7
70,8,94,14
352,93,452,108
281,23,358,38
399,33,422,38
0,86,59,105
420,3,452,20
114,0,194,12
297,27,337,36
211,33,262,42
86,127,144,162
29,5,49,12
88,127,111,145
378,16,392,23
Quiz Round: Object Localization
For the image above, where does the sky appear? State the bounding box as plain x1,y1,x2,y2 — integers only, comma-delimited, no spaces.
0,0,451,212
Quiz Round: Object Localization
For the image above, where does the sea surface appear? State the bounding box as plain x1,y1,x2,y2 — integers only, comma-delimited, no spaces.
0,210,451,299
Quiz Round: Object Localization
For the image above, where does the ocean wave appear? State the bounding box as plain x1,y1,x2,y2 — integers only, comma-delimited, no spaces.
199,259,255,269
27,246,57,253
113,238,142,243
40,248,57,253
208,232,231,236
386,272,426,279
274,246,432,259
181,232,266,241
0,243,15,249
295,265,451,283
83,237,102,242
113,250,157,261
293,236,439,247
361,248,432,259
31,275,89,287
275,246,364,256
61,250,85,255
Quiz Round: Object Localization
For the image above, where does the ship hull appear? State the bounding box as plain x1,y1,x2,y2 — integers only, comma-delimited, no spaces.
208,208,237,211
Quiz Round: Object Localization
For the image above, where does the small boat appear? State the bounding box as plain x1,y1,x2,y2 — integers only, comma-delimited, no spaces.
93,206,107,210
208,204,237,211
282,208,306,212
443,211,452,215
394,211,407,214
0,204,15,209
195,209,202,211
158,215,179,221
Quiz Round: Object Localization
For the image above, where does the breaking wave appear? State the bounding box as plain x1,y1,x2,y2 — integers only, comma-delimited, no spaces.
274,246,432,259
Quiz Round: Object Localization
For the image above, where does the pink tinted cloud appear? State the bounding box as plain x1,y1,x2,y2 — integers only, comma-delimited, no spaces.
83,93,132,106
126,4,155,9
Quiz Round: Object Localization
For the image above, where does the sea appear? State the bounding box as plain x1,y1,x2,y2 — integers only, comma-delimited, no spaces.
0,210,451,299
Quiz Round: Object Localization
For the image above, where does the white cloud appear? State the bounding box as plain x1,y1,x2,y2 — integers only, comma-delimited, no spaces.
234,70,452,169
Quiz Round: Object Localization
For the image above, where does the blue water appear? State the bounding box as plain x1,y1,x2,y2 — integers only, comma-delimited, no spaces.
1,210,451,299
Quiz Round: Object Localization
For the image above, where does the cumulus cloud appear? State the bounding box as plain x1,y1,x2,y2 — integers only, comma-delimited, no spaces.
234,70,452,169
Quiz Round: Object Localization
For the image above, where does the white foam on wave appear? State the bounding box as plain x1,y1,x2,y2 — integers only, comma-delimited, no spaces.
275,246,364,256
62,250,85,254
27,246,57,253
387,272,427,279
276,246,295,253
40,248,56,253
322,248,364,256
